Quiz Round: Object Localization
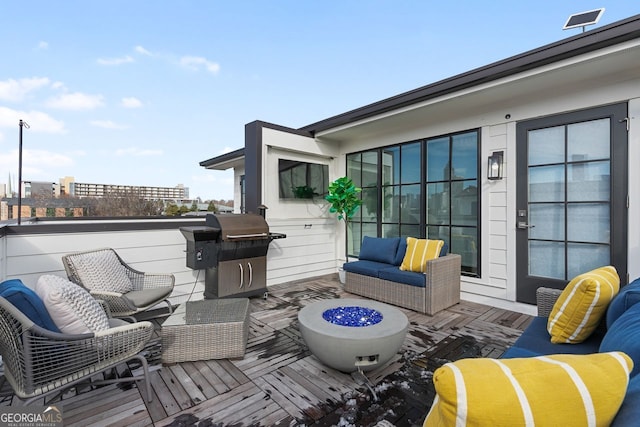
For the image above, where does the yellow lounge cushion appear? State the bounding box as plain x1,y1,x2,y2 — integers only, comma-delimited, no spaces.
399,238,444,273
548,266,619,344
424,351,632,427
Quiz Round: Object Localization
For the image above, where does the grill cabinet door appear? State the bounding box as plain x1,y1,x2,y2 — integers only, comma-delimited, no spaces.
217,256,266,297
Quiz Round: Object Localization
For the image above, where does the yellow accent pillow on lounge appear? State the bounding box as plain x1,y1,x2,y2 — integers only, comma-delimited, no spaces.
399,238,444,273
423,352,632,427
547,265,619,344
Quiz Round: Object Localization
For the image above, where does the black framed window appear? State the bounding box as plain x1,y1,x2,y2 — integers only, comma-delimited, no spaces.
346,129,480,276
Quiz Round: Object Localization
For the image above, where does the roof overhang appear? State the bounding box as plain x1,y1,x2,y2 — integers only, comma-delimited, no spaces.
299,14,640,137
200,148,245,170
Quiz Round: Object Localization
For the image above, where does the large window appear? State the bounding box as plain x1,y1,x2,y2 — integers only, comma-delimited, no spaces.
346,129,480,276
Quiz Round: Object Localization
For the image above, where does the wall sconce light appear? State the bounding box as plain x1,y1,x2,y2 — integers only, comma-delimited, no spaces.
487,151,504,180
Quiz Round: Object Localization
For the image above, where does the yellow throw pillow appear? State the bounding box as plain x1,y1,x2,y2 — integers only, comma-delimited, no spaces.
399,238,444,273
547,266,619,344
424,352,632,427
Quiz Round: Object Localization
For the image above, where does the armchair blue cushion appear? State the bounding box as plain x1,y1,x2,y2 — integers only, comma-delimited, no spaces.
343,260,395,278
0,279,60,332
358,236,400,265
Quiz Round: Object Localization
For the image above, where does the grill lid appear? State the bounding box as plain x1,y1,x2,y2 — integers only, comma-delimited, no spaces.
205,213,269,241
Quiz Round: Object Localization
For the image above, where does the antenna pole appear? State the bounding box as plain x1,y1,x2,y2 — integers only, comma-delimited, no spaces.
17,119,30,225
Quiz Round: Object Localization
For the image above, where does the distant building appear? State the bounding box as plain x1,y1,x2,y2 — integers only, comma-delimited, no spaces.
60,177,189,200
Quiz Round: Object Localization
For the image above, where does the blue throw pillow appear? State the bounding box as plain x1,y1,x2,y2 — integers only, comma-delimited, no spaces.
600,301,640,378
358,236,399,265
606,277,640,328
0,279,60,332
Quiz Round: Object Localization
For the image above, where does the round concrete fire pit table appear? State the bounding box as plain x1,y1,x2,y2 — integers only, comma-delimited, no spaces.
298,298,408,372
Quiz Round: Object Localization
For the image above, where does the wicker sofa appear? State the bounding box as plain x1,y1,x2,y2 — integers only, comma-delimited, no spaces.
343,236,461,315
501,279,640,426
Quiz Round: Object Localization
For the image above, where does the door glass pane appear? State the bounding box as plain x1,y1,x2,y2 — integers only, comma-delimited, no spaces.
347,153,361,187
529,204,564,240
567,243,609,278
529,126,565,165
530,241,565,279
348,222,361,256
567,203,609,243
567,161,610,201
382,186,398,222
568,119,610,161
382,223,399,238
451,180,477,226
452,227,477,274
426,137,449,181
382,147,399,186
400,184,420,223
427,225,449,242
529,165,565,202
401,143,421,183
361,151,378,187
362,222,377,240
426,182,450,225
361,188,378,221
452,132,478,179
400,224,420,239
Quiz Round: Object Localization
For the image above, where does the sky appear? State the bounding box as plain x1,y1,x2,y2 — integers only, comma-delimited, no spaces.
0,1,637,202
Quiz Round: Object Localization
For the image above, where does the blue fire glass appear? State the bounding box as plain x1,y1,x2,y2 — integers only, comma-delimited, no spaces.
322,306,383,327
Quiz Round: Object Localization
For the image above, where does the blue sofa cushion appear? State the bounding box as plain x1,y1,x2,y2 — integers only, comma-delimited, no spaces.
343,260,393,278
0,279,60,332
378,266,425,288
612,373,640,427
393,238,448,266
501,317,602,358
359,236,400,265
607,277,640,328
600,302,640,378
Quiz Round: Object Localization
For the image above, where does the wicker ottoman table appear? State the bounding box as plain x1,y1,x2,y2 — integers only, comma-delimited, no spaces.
161,298,250,364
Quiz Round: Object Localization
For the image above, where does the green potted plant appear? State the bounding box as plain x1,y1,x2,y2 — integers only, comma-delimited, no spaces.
325,176,362,283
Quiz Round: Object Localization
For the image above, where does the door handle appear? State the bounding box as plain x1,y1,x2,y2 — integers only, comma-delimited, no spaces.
238,263,244,288
517,221,535,229
247,262,253,287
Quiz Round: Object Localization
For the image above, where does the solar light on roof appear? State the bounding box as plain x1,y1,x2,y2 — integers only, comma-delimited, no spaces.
563,8,605,33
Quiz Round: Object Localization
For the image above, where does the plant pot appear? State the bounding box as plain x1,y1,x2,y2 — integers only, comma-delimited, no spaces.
338,268,346,284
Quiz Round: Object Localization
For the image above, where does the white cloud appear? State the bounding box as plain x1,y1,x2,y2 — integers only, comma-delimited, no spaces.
121,97,142,108
37,41,49,50
0,77,50,102
97,55,134,66
220,146,235,154
44,92,104,110
179,56,220,74
51,81,65,90
135,45,152,56
0,106,65,133
115,147,163,156
90,120,129,130
0,148,74,177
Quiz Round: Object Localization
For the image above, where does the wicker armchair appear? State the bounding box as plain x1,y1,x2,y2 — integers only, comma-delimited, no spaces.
0,296,154,404
62,248,174,318
536,287,563,317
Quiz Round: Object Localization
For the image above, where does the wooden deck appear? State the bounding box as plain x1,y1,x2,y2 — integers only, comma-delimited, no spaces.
0,276,532,426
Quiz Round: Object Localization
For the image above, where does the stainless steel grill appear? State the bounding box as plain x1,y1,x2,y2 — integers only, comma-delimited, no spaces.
180,213,285,299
